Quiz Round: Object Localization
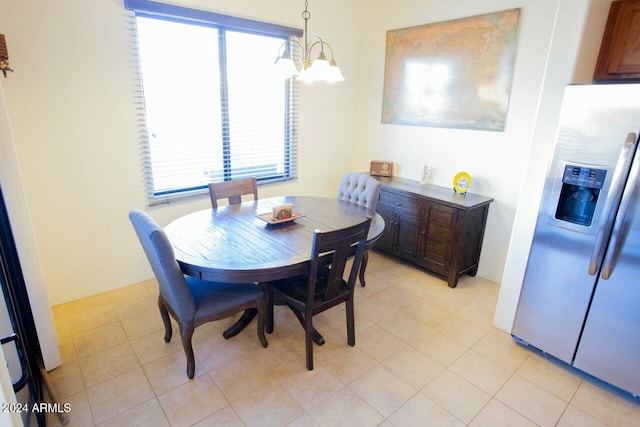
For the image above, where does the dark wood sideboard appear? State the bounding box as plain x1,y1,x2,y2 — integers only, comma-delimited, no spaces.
372,176,493,288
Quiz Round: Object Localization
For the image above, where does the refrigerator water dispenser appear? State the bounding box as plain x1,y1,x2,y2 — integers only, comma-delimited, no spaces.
554,165,606,227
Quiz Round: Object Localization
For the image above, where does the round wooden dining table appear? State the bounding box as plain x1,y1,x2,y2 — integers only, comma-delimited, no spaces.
165,196,385,283
164,196,385,342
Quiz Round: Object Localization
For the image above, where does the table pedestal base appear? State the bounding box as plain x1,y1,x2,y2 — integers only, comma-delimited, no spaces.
222,308,325,346
222,308,258,339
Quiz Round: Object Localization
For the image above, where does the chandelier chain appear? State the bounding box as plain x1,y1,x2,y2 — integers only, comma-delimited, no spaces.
302,0,310,20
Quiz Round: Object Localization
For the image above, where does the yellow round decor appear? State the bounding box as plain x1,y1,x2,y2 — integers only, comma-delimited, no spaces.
453,172,472,194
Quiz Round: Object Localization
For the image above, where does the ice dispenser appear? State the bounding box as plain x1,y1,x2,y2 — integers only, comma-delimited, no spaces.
554,165,606,227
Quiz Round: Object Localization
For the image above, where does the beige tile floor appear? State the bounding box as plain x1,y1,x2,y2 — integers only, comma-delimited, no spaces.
44,251,640,426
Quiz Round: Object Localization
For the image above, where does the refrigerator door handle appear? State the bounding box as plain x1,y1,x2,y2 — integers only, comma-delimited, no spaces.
589,132,638,276
601,145,640,279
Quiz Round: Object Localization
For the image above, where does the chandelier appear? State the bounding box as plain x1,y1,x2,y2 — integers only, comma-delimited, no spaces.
274,0,344,83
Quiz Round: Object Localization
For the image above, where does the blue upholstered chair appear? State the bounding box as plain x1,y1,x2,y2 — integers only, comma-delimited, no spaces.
337,172,381,286
129,210,267,379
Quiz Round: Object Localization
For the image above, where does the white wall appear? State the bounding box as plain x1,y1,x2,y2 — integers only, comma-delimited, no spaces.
354,0,617,332
495,0,596,331
573,0,614,84
494,0,613,330
0,0,609,319
0,80,61,369
0,86,26,427
354,0,579,286
0,0,359,305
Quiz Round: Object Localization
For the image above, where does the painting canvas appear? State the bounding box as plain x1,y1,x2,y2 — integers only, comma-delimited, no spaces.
381,9,521,131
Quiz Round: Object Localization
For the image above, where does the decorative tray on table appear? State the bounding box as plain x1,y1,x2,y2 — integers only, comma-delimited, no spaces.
256,211,305,225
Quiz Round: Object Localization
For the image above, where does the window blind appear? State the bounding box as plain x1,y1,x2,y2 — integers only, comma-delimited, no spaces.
124,0,302,205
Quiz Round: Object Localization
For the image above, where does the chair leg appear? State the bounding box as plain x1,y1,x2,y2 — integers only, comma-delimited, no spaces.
305,309,314,370
264,283,274,334
359,250,369,287
346,298,355,346
288,304,325,345
180,322,196,379
158,296,172,343
256,298,268,348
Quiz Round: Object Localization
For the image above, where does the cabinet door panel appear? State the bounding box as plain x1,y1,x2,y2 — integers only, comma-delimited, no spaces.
396,214,421,257
420,204,454,273
375,203,397,251
607,2,640,74
594,0,640,81
376,190,421,258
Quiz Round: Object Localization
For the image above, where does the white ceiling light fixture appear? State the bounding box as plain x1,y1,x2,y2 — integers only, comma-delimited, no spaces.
274,0,344,83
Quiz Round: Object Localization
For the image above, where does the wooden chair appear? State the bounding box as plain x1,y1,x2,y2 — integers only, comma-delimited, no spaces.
129,210,267,379
208,177,258,209
265,217,372,370
337,172,381,286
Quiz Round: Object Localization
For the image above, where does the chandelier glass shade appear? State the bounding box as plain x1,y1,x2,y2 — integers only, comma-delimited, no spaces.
274,1,344,83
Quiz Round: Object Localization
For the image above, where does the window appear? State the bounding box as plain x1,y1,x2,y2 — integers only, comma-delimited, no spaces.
125,0,301,204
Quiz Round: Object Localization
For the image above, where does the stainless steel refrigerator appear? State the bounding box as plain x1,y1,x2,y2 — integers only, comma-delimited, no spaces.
512,84,640,397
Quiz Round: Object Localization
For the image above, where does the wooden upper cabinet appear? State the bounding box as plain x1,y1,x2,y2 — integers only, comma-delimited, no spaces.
594,0,640,82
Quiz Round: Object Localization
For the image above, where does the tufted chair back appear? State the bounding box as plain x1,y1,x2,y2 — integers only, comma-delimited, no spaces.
337,172,381,212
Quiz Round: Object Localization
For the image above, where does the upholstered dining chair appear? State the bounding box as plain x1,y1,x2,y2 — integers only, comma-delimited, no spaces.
337,172,381,286
208,177,258,209
265,217,372,370
129,210,267,379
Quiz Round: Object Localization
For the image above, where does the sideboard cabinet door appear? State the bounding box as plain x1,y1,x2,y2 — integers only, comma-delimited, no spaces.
418,202,455,276
377,189,422,259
